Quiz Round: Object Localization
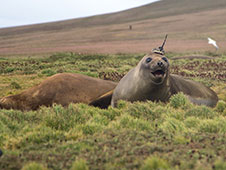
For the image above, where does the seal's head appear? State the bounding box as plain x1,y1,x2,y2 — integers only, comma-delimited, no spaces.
139,34,169,84
139,53,169,84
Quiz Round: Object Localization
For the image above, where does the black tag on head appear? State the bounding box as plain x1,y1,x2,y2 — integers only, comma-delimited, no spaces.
152,34,168,55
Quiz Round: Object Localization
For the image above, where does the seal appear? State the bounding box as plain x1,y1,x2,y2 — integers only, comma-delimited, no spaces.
111,35,218,107
0,73,117,110
111,53,218,107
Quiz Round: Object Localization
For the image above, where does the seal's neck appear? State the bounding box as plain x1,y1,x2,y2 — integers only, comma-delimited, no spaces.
149,76,171,102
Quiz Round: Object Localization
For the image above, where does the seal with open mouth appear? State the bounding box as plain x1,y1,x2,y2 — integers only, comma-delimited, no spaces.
110,35,218,107
111,52,172,107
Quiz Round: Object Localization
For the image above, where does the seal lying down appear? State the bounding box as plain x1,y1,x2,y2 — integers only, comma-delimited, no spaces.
110,52,218,107
112,36,218,107
93,35,218,108
0,36,218,110
0,73,117,111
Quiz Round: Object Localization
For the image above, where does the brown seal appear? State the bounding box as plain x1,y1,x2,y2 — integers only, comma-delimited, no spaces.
110,52,218,107
0,73,117,110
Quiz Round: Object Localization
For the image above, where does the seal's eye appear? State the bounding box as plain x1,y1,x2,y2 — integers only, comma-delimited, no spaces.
146,57,152,63
162,57,168,63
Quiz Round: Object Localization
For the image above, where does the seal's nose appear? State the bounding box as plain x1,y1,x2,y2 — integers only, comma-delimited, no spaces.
157,61,163,67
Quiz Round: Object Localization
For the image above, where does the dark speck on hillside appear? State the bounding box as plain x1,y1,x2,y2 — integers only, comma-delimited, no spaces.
0,149,3,157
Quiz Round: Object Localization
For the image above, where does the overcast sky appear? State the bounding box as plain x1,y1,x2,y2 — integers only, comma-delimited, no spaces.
0,0,158,28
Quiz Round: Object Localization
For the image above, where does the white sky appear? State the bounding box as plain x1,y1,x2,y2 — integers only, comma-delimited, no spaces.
0,0,158,28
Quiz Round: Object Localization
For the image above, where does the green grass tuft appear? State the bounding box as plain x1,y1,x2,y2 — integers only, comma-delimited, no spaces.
185,105,216,119
140,156,170,170
215,100,226,114
21,162,47,170
159,117,187,135
5,67,16,73
169,92,190,109
41,69,56,76
213,160,226,170
10,81,21,89
71,159,89,170
198,119,222,133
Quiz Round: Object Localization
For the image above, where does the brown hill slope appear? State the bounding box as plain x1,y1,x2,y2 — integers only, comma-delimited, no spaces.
0,0,226,56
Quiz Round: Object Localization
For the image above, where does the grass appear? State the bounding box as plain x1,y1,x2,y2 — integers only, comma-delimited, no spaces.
0,52,225,169
0,99,225,169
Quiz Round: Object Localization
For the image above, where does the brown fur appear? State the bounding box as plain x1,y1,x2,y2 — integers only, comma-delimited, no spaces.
0,73,117,110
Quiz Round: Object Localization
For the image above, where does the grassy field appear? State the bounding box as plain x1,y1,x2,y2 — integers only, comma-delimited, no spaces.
0,52,225,169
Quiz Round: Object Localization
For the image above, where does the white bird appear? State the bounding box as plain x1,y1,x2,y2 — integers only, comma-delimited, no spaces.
207,37,219,50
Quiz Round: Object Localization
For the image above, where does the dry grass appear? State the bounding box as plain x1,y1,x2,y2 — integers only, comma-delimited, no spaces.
0,0,226,56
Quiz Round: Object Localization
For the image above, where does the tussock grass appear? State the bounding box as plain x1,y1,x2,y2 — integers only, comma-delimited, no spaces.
213,160,226,170
185,106,217,119
169,92,191,109
141,156,170,170
0,95,225,169
22,162,47,170
71,159,89,170
215,100,226,114
0,53,225,169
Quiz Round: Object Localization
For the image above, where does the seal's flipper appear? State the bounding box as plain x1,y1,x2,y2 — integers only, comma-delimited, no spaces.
89,90,114,109
187,96,218,107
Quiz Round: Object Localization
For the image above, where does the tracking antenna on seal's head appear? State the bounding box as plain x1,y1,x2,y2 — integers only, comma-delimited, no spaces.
152,34,168,55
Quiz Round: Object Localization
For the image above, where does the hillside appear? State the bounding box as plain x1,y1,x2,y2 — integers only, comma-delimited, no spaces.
0,0,226,56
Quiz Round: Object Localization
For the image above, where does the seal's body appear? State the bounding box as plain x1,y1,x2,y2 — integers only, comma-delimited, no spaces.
0,73,117,110
169,74,218,107
111,53,218,107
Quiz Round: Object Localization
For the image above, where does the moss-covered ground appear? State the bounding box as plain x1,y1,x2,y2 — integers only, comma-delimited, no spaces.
0,52,225,169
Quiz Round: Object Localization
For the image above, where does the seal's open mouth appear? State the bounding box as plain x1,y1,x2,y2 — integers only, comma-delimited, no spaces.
152,70,165,77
